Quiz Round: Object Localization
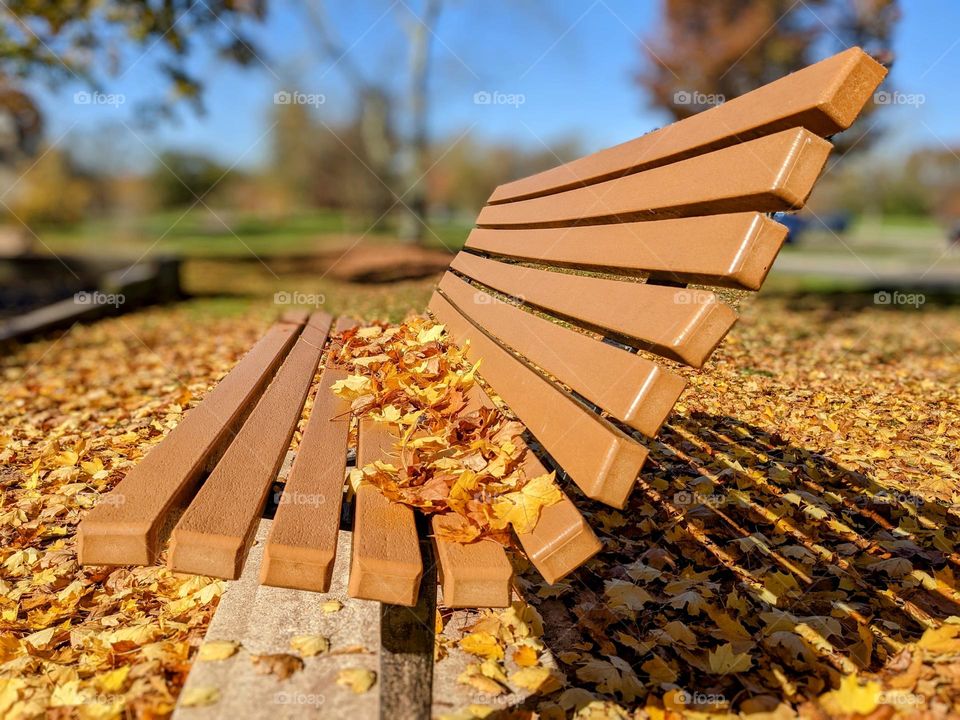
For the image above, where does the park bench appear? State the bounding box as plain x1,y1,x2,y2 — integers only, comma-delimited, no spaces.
78,47,884,717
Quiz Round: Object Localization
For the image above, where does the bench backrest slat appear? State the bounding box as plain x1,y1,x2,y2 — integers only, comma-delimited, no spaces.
478,128,832,228
465,211,786,291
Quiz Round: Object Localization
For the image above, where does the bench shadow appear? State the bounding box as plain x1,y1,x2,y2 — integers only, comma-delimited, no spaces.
506,411,960,715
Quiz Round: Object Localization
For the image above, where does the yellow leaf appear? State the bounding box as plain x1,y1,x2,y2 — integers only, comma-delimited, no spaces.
819,674,881,716
460,631,505,660
321,600,343,614
94,666,130,693
197,640,239,661
918,624,960,655
290,635,330,657
336,668,376,693
513,645,539,667
180,686,221,707
417,323,445,344
357,326,382,339
707,643,753,674
491,472,561,534
332,375,370,395
510,666,563,694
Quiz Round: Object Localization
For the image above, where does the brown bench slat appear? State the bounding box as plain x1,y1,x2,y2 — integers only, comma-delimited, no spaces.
462,383,602,584
431,514,513,608
477,128,831,228
430,293,647,509
348,420,423,606
490,47,885,204
439,272,685,436
259,363,351,592
465,211,786,291
77,315,306,566
167,313,333,578
450,252,736,368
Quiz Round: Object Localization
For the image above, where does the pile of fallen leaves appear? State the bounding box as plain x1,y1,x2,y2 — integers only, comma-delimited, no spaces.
332,317,561,544
0,304,270,718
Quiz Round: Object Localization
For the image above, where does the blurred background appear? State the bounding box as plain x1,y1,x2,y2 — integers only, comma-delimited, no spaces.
0,0,958,332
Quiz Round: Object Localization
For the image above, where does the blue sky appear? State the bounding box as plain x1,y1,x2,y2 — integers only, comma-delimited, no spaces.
29,0,960,172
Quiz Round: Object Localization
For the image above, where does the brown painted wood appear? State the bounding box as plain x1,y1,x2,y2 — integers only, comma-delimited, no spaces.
462,383,602,584
490,47,885,204
477,128,832,228
439,272,685,436
429,292,647,509
431,514,513,608
167,313,333,579
259,364,351,592
77,315,306,566
465,211,787,291
449,252,737,368
348,420,423,606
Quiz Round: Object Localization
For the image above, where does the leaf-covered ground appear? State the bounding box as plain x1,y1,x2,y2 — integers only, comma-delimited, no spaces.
1,293,958,718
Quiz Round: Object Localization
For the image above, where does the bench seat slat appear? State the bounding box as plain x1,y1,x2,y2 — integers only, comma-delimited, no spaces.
348,420,423,606
260,364,352,593
431,514,513,608
429,293,647,509
450,252,737,368
167,312,333,579
439,272,685,436
77,315,307,566
466,211,786,291
477,128,831,228
490,47,885,204
462,384,602,584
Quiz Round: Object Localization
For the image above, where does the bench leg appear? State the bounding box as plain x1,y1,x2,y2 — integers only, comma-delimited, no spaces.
379,520,436,720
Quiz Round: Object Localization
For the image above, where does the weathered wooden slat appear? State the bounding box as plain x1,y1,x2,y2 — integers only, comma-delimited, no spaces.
465,211,786,291
490,47,885,204
259,364,351,592
429,292,647,509
449,252,736,368
167,313,332,579
461,383,603,584
431,513,513,608
439,272,685,436
477,128,832,228
349,420,423,606
77,315,306,566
